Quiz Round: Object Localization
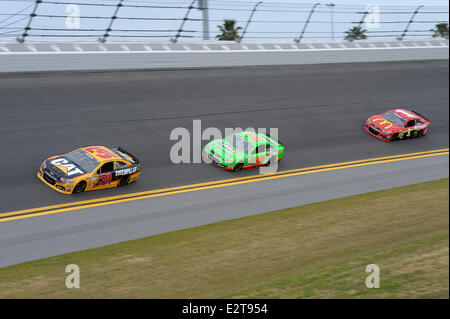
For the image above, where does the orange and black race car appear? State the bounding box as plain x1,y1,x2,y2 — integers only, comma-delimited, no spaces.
37,146,141,194
363,108,430,142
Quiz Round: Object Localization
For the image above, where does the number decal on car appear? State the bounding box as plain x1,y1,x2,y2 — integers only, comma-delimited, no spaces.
98,173,112,186
85,146,116,159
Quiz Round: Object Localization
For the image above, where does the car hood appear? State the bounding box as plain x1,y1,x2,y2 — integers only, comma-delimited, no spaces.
44,156,86,178
368,115,402,131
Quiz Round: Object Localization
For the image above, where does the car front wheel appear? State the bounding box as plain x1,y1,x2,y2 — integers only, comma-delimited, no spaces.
73,181,86,194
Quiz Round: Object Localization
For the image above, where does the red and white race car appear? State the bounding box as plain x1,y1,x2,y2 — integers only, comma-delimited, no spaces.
363,108,430,142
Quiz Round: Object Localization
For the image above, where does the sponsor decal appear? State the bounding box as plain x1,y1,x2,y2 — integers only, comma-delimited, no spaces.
87,175,97,188
372,118,393,129
50,158,84,176
115,166,138,176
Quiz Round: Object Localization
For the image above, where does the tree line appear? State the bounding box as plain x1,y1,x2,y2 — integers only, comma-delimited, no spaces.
215,20,449,41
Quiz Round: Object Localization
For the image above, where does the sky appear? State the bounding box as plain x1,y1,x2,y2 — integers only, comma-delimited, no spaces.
0,0,448,41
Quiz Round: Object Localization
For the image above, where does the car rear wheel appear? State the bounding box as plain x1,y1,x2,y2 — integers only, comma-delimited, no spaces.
391,133,399,140
118,175,130,187
73,181,86,194
234,163,243,172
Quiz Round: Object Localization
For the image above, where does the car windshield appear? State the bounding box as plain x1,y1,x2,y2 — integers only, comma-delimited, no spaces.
65,149,100,172
383,111,406,127
225,134,251,154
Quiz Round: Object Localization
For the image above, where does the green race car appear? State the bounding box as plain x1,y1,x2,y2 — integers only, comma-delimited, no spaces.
202,131,285,171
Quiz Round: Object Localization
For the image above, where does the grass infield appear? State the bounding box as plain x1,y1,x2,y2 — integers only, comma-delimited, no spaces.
0,179,448,298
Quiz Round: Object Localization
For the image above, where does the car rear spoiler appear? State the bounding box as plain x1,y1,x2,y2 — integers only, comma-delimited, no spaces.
411,110,429,122
115,147,139,164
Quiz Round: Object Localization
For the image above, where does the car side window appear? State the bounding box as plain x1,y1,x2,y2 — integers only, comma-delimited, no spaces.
97,162,114,174
255,144,272,154
115,161,127,170
405,120,416,128
254,144,263,154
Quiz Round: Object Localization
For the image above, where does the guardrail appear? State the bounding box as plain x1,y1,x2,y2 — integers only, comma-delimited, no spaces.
0,38,448,73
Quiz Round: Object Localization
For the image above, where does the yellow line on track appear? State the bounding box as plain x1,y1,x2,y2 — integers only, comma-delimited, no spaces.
0,148,448,223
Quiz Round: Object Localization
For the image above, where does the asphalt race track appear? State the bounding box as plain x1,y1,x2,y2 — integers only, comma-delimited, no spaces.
0,60,448,212
0,60,448,266
0,153,448,267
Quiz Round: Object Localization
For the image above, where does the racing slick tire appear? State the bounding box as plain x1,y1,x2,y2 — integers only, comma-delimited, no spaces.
233,163,244,172
73,181,86,194
391,133,399,140
118,175,130,187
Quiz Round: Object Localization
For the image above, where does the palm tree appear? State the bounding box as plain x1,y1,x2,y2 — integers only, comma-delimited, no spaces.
431,23,449,39
344,26,367,41
216,19,242,41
